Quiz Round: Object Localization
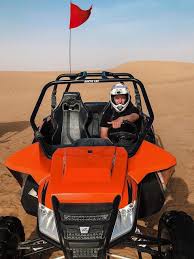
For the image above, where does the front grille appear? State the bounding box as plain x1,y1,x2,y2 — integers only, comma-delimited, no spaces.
72,247,100,258
52,196,120,259
65,224,106,241
63,214,110,222
67,231,103,240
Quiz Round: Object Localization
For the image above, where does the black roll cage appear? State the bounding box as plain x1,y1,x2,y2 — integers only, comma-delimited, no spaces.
30,71,154,158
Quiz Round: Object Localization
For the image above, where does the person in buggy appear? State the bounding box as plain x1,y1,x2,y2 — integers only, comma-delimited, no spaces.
100,83,141,147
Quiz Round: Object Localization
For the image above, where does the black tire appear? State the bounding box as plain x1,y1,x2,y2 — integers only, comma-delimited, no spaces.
158,210,194,258
0,216,25,259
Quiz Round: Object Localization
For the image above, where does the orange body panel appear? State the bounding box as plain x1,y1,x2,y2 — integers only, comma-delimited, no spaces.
128,140,176,183
40,146,129,209
4,143,51,183
4,140,176,210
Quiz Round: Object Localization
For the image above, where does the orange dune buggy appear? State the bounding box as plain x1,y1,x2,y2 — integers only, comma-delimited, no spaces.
1,71,194,259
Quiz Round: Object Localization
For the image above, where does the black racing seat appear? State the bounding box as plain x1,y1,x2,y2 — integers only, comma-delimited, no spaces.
51,92,89,145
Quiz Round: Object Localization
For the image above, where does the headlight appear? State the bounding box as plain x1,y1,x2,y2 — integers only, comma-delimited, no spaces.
38,203,59,242
111,201,137,241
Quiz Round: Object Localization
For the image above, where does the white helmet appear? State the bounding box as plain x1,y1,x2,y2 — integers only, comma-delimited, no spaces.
110,83,131,112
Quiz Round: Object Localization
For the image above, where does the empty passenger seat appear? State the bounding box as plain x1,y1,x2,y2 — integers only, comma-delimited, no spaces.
51,92,89,145
84,102,108,138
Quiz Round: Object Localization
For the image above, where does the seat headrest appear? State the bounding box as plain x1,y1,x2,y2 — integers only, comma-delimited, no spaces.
61,92,81,103
56,92,83,111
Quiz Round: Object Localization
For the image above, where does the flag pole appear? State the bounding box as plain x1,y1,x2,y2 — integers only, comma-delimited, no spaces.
69,28,72,74
68,2,92,74
69,0,72,74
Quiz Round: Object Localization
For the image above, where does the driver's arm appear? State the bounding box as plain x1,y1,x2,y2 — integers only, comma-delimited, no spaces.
122,113,139,123
100,127,109,139
108,113,140,129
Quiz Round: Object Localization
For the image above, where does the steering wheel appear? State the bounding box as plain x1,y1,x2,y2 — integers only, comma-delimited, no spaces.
109,121,139,145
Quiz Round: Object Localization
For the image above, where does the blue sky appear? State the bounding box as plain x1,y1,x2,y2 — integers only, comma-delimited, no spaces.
0,0,194,71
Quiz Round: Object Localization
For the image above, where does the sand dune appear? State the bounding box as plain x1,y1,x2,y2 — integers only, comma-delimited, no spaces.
0,61,194,258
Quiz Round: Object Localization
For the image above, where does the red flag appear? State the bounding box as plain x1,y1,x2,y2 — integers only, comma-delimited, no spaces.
69,3,92,29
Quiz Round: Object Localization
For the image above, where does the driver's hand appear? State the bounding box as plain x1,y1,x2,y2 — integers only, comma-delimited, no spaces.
108,117,123,128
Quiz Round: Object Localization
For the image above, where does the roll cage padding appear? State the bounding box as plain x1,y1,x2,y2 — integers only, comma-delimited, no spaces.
51,92,89,145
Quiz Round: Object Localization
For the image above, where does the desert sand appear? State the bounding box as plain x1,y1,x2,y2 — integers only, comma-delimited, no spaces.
0,61,194,258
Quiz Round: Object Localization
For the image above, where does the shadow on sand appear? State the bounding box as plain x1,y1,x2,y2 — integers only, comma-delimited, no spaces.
141,176,194,236
0,121,29,143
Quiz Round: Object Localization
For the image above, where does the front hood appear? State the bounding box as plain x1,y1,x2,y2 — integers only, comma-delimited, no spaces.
39,146,129,209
